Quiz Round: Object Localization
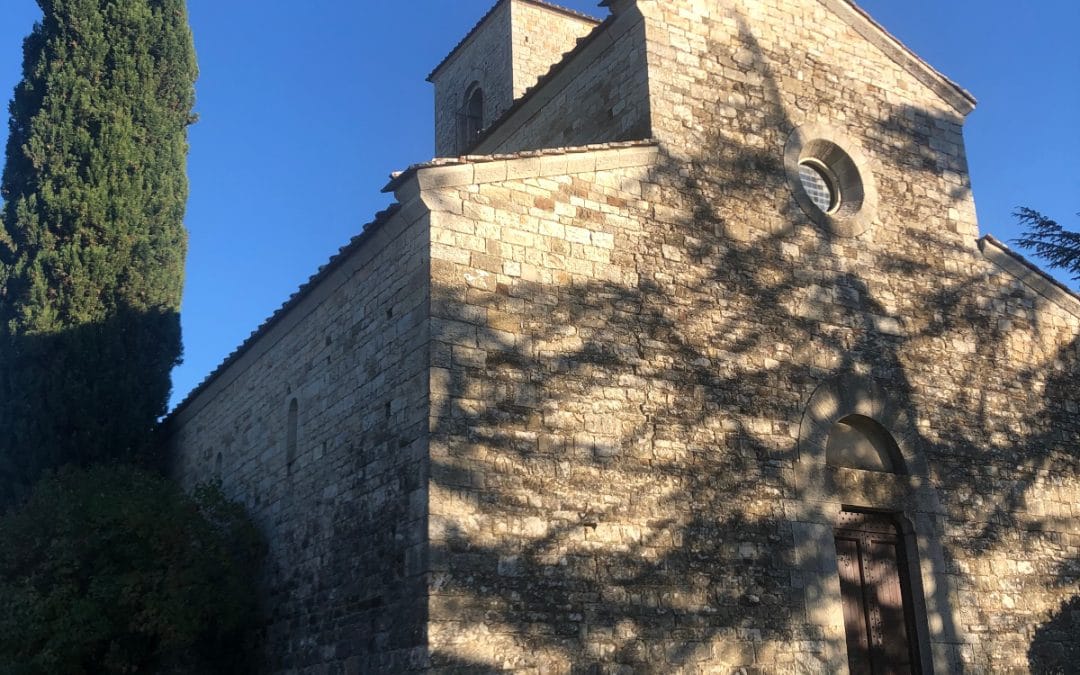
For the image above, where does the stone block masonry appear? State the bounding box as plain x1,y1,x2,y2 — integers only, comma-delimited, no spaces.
475,3,651,155
431,0,514,158
420,136,1080,671
509,1,599,99
167,200,432,673
430,0,598,158
168,0,1080,671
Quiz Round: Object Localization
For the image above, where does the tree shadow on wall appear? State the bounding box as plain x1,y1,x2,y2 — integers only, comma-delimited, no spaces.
420,10,1080,672
1029,595,1080,674
0,304,181,508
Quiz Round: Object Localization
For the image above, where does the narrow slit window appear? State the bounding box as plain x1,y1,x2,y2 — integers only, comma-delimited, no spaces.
287,398,299,470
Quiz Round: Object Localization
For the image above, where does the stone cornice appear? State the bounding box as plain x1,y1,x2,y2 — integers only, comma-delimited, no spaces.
385,139,660,200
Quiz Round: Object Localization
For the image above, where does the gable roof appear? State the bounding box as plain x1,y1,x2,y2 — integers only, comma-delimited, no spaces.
466,0,975,156
593,0,975,117
427,0,601,82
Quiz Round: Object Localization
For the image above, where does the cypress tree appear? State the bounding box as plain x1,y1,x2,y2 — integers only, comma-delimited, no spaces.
0,0,197,500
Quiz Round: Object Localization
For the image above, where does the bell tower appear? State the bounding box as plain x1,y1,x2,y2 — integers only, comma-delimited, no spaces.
428,0,600,157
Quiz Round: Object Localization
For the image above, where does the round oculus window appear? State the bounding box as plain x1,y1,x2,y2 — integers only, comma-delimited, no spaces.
798,160,839,213
784,127,877,237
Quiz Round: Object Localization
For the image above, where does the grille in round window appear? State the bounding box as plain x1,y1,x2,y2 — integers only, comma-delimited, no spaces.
785,128,875,236
799,161,838,213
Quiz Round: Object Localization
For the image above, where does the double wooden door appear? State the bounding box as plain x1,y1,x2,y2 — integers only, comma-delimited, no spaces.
835,511,921,675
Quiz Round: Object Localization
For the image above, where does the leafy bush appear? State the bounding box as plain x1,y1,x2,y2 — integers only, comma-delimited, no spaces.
0,465,265,674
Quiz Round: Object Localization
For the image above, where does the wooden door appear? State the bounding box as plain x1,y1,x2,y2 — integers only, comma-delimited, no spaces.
835,511,920,675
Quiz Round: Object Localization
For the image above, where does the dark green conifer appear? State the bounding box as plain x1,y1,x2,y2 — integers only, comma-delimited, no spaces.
0,0,197,499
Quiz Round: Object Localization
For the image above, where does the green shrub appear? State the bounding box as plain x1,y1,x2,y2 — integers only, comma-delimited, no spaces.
0,465,265,674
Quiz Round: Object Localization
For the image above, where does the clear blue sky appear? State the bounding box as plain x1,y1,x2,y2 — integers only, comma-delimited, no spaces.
1,0,1077,409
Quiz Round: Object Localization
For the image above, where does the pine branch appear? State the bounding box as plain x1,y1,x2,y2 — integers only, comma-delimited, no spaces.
1013,207,1080,281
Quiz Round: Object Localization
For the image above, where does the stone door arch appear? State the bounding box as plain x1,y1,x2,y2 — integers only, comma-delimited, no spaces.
791,372,966,672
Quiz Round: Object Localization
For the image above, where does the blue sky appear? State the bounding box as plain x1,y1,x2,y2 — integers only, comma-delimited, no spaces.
1,0,1077,408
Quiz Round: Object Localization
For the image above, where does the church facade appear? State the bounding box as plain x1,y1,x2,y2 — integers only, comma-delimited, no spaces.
167,0,1080,672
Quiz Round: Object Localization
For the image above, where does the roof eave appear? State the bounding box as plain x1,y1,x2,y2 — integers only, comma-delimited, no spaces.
164,203,403,424
979,234,1080,320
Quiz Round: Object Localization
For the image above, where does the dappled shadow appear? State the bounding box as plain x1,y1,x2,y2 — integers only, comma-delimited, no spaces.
153,3,1080,671
421,7,1080,672
1029,595,1080,673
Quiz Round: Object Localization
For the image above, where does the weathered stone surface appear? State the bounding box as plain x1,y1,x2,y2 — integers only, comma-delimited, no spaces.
168,206,431,673
169,0,1080,672
430,0,598,157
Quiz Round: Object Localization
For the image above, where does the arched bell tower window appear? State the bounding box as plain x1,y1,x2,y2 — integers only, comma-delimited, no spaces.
826,414,905,473
459,83,484,153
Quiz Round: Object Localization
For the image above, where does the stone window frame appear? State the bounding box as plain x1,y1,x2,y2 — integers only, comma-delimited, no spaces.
784,124,879,238
459,81,485,153
792,372,966,671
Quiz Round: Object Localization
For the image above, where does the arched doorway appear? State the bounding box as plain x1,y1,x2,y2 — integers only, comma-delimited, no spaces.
794,373,965,672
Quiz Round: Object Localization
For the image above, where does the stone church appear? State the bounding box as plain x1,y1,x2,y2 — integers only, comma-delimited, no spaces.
166,0,1080,672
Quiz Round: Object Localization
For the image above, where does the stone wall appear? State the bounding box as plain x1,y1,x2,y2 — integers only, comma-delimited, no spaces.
431,1,514,157
167,200,432,674
636,0,977,242
509,1,597,98
419,150,1080,672
430,0,597,158
475,6,651,155
623,4,1078,666
414,0,1080,665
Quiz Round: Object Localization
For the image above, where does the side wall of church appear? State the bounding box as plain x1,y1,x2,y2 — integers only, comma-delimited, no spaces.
416,0,1080,670
167,202,432,674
